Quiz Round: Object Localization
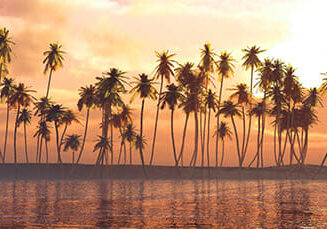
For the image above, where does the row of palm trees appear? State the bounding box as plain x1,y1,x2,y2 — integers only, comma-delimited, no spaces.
0,26,326,168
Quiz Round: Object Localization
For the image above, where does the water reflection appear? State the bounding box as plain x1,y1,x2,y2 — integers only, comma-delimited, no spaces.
0,179,327,227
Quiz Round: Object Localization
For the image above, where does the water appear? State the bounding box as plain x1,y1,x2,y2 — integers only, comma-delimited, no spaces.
0,179,327,228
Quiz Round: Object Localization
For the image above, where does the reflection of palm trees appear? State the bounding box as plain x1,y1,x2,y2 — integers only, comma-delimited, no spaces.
215,52,235,167
150,51,176,166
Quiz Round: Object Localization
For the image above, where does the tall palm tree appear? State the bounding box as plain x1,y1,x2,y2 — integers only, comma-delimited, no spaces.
76,84,96,163
160,83,184,165
121,123,137,165
0,77,14,163
46,104,66,163
0,27,14,81
130,73,157,167
229,83,251,165
95,68,127,165
218,100,242,167
204,89,217,168
9,83,34,164
33,121,51,163
134,134,147,158
63,134,81,164
215,51,235,167
150,50,176,166
17,108,32,163
43,42,65,98
213,121,232,167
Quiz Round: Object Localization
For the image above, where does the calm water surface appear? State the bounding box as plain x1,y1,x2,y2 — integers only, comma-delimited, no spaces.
0,179,326,228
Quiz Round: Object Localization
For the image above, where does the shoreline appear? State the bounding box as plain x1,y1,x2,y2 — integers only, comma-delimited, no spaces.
0,164,326,180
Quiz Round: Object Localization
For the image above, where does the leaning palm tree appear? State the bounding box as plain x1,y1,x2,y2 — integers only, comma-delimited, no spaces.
33,121,51,163
63,134,81,164
213,121,232,167
9,83,34,164
160,83,184,165
229,83,251,165
122,123,137,165
130,73,157,167
0,27,15,81
215,51,235,167
43,42,65,98
218,100,242,167
150,50,176,166
17,108,32,163
0,77,14,163
76,84,96,163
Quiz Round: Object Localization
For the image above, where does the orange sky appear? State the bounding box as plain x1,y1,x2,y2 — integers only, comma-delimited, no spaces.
0,0,327,166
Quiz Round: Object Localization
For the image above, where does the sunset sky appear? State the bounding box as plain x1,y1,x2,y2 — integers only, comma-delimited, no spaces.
0,0,327,166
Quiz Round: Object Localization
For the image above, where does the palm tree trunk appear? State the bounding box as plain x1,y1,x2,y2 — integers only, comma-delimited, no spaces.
2,103,10,163
45,69,53,98
177,113,189,167
231,116,241,167
72,151,75,165
76,108,90,164
24,123,29,163
35,135,40,163
170,109,178,165
200,109,203,167
110,121,113,165
123,140,127,165
220,139,225,167
274,124,278,166
256,116,261,168
58,123,68,156
129,142,132,165
206,108,211,168
45,140,49,164
150,75,164,166
13,105,20,164
139,99,145,166
54,121,62,163
240,106,246,164
39,138,43,163
215,77,224,167
191,111,199,167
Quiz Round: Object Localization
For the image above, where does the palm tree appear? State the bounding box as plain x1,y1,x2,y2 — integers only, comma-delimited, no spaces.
204,89,217,168
43,42,65,98
0,27,14,81
122,123,137,165
94,136,111,165
213,121,232,167
46,104,66,163
229,83,251,165
9,83,34,164
63,134,81,164
134,134,147,157
218,100,242,167
130,73,157,167
0,77,14,163
17,108,32,163
95,68,127,165
160,83,184,165
58,109,79,157
76,84,96,163
117,104,133,164
150,50,176,166
33,121,51,163
215,51,235,167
